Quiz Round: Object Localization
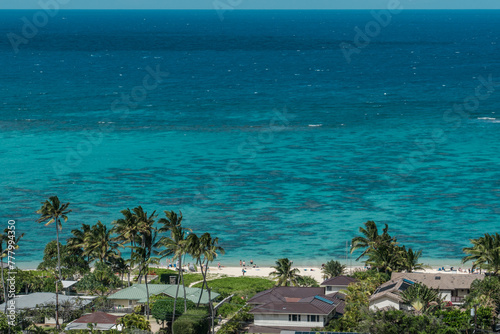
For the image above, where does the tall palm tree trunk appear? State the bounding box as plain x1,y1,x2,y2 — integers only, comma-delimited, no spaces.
208,287,215,334
55,219,61,330
196,259,206,307
181,263,187,312
145,269,150,319
172,256,182,334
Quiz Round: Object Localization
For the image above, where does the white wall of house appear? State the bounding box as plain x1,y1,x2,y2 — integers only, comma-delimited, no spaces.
456,289,469,298
440,290,452,302
111,299,137,308
254,313,325,328
369,296,399,311
322,285,345,295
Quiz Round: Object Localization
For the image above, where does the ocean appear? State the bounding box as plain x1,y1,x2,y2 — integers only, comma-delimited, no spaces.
0,9,499,268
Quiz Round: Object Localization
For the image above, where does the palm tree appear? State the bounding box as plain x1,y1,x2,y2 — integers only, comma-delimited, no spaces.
462,233,500,275
401,283,442,315
187,232,225,334
156,210,191,332
36,196,71,330
0,228,25,312
112,209,141,285
350,221,394,261
365,241,403,274
132,206,156,283
322,260,346,279
270,258,301,286
84,221,120,264
400,246,426,273
130,234,159,320
67,224,92,262
130,206,158,320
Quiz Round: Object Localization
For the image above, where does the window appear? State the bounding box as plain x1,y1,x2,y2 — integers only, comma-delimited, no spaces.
289,314,301,322
307,315,319,322
326,286,332,291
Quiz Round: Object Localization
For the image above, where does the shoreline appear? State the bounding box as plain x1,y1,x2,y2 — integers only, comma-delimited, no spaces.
13,257,470,272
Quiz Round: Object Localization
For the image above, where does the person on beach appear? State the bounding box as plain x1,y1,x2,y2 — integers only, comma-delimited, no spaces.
243,261,246,267
242,268,246,276
250,259,253,265
239,260,242,267
218,262,221,269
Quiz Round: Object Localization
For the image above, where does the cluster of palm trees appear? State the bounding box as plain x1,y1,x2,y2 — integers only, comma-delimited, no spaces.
36,196,224,333
462,232,500,275
350,221,425,274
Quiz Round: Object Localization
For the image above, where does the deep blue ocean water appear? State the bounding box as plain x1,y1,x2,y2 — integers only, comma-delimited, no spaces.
1,10,499,268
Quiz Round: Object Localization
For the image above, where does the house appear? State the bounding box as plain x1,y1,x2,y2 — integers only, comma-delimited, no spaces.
391,272,484,304
107,284,219,311
369,273,485,311
320,275,358,295
65,311,123,331
247,286,345,334
0,292,92,324
369,277,414,311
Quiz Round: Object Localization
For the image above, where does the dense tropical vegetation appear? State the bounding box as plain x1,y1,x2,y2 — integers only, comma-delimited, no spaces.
6,203,500,334
350,220,426,273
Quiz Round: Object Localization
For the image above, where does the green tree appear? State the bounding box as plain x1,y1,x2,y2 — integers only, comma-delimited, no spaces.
112,208,141,286
67,223,92,262
151,297,196,328
84,221,121,264
401,283,442,315
400,246,426,273
465,276,500,316
76,262,120,296
350,220,394,260
187,232,224,334
462,233,500,275
321,260,346,279
270,258,300,287
296,275,319,287
117,313,151,331
37,241,90,279
357,309,459,334
36,195,71,330
156,210,192,331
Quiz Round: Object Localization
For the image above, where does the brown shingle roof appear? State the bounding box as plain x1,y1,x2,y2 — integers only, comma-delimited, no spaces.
390,273,485,290
248,287,344,316
73,312,120,324
321,275,358,286
248,287,325,305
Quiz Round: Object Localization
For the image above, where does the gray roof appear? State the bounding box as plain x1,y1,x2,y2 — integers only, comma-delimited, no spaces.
108,284,219,304
0,293,91,311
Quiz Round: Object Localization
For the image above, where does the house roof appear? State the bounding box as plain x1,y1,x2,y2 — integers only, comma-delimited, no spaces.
248,287,344,316
320,275,358,287
390,273,485,290
72,311,120,324
0,293,91,311
248,287,326,305
369,278,414,303
108,284,219,304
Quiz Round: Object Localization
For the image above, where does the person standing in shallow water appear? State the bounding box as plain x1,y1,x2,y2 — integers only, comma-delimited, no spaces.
239,260,242,267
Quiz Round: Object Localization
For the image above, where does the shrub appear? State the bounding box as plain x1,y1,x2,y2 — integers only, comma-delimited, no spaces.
172,309,209,334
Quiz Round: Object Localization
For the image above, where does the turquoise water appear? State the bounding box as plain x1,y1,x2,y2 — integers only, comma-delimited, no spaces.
0,10,499,268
